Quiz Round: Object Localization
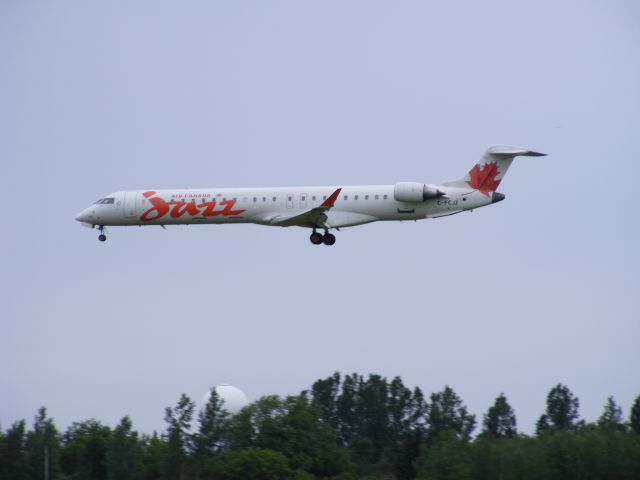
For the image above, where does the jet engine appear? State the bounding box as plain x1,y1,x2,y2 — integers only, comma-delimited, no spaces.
393,182,444,202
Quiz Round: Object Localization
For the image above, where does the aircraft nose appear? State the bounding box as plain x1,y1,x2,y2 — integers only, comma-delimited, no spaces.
75,208,92,223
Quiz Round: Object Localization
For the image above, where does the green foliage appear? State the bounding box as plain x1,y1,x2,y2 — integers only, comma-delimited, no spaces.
425,386,476,442
481,393,517,439
205,447,295,480
0,420,28,480
140,433,166,480
415,430,473,480
3,378,639,480
60,419,112,480
226,393,354,478
630,395,640,435
536,384,580,434
106,416,143,480
311,371,341,430
162,393,196,480
598,396,624,431
25,407,60,480
190,388,229,478
311,372,426,478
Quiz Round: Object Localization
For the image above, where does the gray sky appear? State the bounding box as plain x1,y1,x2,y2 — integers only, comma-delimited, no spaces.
2,0,639,435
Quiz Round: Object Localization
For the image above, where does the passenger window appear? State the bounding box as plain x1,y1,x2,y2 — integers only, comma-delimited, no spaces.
375,194,379,200
365,195,369,200
344,195,348,200
383,194,388,200
272,196,276,202
312,196,316,201
323,195,327,200
288,196,292,201
262,197,266,202
253,197,257,202
301,196,306,201
355,195,359,200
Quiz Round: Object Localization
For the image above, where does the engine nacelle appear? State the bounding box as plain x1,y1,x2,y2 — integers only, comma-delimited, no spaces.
393,182,444,202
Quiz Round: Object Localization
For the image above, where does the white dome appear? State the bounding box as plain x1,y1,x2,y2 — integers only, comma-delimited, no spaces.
202,384,249,414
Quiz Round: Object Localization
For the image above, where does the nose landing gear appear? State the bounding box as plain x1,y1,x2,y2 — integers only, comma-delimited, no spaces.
309,228,336,246
97,226,107,242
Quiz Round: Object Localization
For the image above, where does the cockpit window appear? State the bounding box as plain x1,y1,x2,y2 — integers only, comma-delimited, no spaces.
93,197,115,204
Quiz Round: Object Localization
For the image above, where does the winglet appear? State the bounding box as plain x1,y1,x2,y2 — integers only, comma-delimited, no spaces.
321,188,342,208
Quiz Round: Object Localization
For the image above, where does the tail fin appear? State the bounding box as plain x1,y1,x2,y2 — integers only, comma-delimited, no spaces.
443,145,546,195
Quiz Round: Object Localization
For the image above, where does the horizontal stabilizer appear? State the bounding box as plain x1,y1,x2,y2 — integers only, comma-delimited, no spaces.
485,145,547,157
443,145,546,194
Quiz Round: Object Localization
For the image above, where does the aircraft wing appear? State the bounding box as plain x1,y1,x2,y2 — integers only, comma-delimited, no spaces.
268,188,342,228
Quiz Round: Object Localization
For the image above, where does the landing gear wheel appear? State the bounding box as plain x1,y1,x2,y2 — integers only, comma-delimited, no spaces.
97,226,107,242
322,232,336,246
310,231,323,245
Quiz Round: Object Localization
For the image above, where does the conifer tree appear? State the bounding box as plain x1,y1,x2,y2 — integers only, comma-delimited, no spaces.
597,396,624,431
536,384,580,434
60,419,111,480
0,420,28,480
482,393,517,439
630,394,640,435
106,416,143,480
194,388,229,455
311,372,341,429
163,394,196,480
426,386,476,442
25,407,60,480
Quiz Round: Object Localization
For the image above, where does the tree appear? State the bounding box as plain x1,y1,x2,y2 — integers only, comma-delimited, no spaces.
481,393,517,439
206,447,295,480
536,384,580,434
105,416,143,480
194,388,229,454
597,396,624,431
0,420,28,480
60,419,112,480
426,386,476,442
336,373,361,445
163,393,196,480
226,394,353,478
25,407,60,480
311,372,341,430
140,432,166,480
192,388,230,478
415,430,473,480
630,394,640,435
353,374,391,465
388,381,427,480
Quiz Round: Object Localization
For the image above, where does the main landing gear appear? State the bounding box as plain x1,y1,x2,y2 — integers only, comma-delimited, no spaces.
310,229,336,246
97,226,107,242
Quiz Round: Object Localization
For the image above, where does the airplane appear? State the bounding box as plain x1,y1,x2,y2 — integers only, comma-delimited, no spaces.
75,145,545,245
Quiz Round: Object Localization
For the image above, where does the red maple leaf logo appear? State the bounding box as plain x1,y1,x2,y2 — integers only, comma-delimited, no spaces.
467,162,501,196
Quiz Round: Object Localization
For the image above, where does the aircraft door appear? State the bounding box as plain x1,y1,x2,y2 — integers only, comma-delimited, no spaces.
286,194,294,209
123,191,138,217
300,193,307,209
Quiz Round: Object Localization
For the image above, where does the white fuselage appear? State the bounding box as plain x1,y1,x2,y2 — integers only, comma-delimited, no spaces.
75,184,494,229
76,144,544,244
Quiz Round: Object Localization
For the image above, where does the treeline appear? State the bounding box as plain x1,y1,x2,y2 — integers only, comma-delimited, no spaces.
2,373,640,480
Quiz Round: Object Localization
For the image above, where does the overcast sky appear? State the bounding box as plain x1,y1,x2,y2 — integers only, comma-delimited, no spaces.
2,1,639,435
